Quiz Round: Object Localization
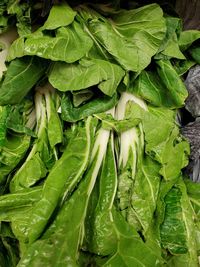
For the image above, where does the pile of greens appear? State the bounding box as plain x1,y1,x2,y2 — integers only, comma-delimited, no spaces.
0,1,200,266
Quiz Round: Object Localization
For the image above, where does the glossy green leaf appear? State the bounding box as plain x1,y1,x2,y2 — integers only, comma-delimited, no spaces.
102,209,162,267
0,134,31,185
17,124,111,266
161,179,199,266
7,21,93,63
25,117,94,244
85,136,118,255
0,57,48,105
0,186,42,210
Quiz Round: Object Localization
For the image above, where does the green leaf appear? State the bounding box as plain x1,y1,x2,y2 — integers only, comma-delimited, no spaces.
156,59,188,108
179,30,200,51
17,123,111,266
25,117,94,244
130,70,173,107
160,186,188,254
0,106,11,146
156,127,190,181
10,153,47,192
44,87,62,148
102,209,162,267
0,134,31,185
85,136,118,255
0,57,48,105
87,4,166,72
61,92,118,122
7,1,31,37
189,47,200,64
49,58,125,96
129,60,188,108
157,17,185,59
0,186,42,210
161,179,199,266
7,21,93,63
9,87,61,192
72,89,94,107
126,102,189,180
6,99,36,137
41,3,76,30
94,113,140,132
129,156,161,234
173,60,196,76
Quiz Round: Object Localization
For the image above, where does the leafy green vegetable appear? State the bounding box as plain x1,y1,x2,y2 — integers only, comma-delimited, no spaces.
156,59,188,108
24,116,95,244
17,118,111,266
49,58,125,96
61,92,118,122
0,57,48,105
0,133,31,186
179,30,200,51
7,21,93,63
129,59,188,108
41,3,76,30
161,179,199,266
126,101,189,180
0,106,10,146
157,16,185,59
189,46,200,64
9,86,62,193
0,2,199,266
86,3,166,72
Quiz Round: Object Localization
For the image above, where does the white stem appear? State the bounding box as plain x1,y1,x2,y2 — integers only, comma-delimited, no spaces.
0,28,18,78
115,92,147,120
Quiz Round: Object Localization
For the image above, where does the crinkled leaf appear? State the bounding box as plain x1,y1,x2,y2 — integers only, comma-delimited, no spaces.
161,179,199,266
129,156,160,234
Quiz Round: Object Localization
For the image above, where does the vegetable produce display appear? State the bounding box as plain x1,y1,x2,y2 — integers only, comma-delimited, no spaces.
0,1,200,266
